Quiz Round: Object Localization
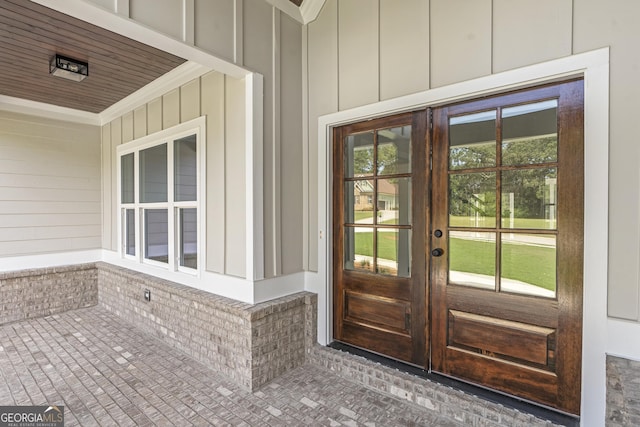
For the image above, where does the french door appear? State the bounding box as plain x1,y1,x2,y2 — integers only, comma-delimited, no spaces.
333,80,584,415
333,111,429,365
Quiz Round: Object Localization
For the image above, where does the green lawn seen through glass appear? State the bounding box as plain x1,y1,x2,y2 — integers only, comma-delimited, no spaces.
354,231,397,262
353,232,555,291
450,238,555,291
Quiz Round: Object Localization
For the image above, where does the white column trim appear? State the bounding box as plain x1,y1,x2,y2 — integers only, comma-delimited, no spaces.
245,73,265,282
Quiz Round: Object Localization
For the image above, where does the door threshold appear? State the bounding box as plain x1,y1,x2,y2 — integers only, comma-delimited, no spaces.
328,342,579,427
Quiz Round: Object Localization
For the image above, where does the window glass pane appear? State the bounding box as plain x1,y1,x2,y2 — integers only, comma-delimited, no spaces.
377,178,411,225
502,100,558,166
501,234,556,298
449,172,496,228
377,125,411,175
144,209,168,263
345,132,374,178
449,231,496,290
345,180,374,224
179,208,197,269
449,111,496,170
174,135,197,202
140,144,167,203
501,168,557,230
121,153,134,204
125,209,135,256
377,229,411,277
344,226,373,273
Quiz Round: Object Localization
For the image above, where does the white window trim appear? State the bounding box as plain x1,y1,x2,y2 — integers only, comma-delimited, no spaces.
116,116,207,277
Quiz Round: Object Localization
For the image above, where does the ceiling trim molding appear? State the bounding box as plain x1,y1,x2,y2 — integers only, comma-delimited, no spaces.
266,0,303,23
299,0,326,24
265,0,325,24
29,0,251,79
0,61,212,127
0,95,100,125
99,61,211,125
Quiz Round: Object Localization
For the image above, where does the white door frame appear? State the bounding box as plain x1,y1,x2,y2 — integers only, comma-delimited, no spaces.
307,47,609,425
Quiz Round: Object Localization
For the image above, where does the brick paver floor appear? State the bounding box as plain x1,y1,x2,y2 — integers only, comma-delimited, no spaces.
0,307,463,426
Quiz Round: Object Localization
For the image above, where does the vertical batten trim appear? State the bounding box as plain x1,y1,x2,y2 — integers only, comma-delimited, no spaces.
234,0,244,65
301,24,309,271
377,0,381,103
102,124,112,250
115,0,129,16
272,8,282,277
183,0,195,45
246,73,265,284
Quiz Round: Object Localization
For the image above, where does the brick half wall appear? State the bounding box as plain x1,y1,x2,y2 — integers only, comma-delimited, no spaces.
607,354,640,426
0,263,98,325
96,262,317,390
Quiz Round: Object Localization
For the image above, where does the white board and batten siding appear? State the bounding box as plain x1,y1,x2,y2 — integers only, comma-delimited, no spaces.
92,0,304,281
305,0,640,325
0,111,101,258
305,0,574,271
102,72,248,278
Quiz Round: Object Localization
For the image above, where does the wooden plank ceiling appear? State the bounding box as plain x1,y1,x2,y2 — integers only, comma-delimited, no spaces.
0,0,186,114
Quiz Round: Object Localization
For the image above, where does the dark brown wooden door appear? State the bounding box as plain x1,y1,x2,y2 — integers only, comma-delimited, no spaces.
431,80,584,414
333,110,429,366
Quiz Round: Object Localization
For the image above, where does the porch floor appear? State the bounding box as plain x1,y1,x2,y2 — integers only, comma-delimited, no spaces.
0,306,560,426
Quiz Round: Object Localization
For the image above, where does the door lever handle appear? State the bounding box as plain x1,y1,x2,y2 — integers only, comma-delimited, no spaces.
431,248,444,257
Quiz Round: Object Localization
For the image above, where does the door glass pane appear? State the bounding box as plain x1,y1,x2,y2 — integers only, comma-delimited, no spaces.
377,125,411,175
449,111,496,170
501,234,556,298
344,227,373,273
125,209,135,256
174,135,197,202
144,209,168,263
377,178,411,225
449,172,496,228
501,168,557,230
377,228,411,277
345,132,374,178
345,180,374,224
502,100,558,166
121,153,134,204
140,144,167,203
449,231,496,290
179,208,197,269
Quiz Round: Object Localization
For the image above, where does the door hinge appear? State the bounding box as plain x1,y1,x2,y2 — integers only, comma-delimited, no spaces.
405,312,411,330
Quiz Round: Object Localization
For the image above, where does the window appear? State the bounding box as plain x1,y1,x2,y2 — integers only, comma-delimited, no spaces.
117,118,205,274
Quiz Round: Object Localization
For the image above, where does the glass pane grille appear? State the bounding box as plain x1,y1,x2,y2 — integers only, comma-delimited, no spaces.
447,100,560,298
343,124,412,277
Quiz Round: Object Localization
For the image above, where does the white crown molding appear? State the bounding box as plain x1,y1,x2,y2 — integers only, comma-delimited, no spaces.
299,0,325,24
99,61,211,125
0,95,100,125
265,0,303,23
265,0,325,24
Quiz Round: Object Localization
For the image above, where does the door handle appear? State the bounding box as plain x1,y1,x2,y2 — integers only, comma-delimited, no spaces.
431,248,444,257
